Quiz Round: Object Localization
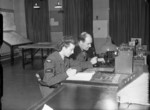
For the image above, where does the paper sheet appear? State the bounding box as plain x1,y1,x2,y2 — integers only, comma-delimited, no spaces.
42,104,53,110
67,71,95,81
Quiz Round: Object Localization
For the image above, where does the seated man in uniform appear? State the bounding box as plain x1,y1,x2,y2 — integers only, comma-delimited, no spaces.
40,37,81,98
70,32,104,71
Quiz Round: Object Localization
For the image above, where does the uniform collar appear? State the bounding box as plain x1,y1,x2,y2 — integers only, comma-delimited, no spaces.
54,51,66,64
77,44,85,52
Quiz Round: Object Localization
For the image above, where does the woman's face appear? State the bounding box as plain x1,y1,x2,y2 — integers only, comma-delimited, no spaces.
64,43,75,57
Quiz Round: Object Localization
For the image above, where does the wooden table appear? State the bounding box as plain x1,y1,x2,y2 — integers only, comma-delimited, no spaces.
19,42,57,69
3,32,33,65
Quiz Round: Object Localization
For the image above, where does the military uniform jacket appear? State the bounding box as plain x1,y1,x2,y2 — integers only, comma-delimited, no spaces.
43,51,80,86
70,45,93,71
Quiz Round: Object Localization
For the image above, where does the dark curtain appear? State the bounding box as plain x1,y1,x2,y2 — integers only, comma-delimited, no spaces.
109,0,149,50
63,0,93,41
25,0,51,43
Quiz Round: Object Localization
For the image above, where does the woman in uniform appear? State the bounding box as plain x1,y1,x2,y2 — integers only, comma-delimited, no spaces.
40,37,80,98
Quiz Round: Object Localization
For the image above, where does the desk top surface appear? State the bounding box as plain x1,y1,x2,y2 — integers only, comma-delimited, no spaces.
45,83,118,110
4,32,33,46
18,42,57,49
29,82,118,110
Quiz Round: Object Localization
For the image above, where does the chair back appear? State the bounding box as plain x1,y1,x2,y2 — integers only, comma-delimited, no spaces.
35,70,60,88
35,70,49,87
37,70,44,80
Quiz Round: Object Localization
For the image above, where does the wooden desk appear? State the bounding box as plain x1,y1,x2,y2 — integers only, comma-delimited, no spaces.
28,82,118,110
28,81,149,110
28,65,149,110
19,42,57,69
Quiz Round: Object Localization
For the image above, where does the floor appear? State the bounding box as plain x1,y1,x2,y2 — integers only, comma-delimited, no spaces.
1,57,44,110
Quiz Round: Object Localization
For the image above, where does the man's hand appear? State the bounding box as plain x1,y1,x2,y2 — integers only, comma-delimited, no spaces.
98,58,105,63
90,56,98,65
66,68,77,77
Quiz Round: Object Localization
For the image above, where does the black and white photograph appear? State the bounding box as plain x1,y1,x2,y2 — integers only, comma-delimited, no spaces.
0,0,149,110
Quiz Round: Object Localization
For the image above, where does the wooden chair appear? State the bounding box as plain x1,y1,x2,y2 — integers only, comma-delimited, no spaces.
35,70,60,88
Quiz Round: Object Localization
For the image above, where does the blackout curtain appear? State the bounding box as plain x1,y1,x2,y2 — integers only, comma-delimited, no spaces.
63,0,93,41
109,0,149,50
25,0,51,43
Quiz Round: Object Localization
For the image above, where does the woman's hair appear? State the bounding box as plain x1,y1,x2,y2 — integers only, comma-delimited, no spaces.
57,36,76,51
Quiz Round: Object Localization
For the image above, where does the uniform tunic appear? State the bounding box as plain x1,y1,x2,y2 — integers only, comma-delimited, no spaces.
70,45,93,71
40,51,81,97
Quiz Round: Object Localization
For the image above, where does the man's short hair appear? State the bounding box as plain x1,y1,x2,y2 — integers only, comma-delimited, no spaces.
78,32,91,42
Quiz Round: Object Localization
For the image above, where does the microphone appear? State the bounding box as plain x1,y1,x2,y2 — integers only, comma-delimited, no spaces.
135,39,139,46
134,39,139,56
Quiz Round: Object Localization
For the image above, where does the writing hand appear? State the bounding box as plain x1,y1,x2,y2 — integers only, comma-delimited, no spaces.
66,68,77,77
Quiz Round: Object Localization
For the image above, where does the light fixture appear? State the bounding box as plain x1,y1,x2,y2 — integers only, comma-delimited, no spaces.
54,1,62,9
33,3,40,9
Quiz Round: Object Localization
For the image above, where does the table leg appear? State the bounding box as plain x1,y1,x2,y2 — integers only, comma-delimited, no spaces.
47,49,49,56
11,46,14,65
22,49,25,69
31,49,34,67
41,49,44,64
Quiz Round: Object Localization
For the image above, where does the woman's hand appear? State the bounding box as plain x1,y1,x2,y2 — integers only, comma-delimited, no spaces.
66,68,77,77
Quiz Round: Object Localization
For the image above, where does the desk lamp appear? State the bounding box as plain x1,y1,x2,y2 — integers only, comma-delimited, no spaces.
100,36,117,67
101,36,117,53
